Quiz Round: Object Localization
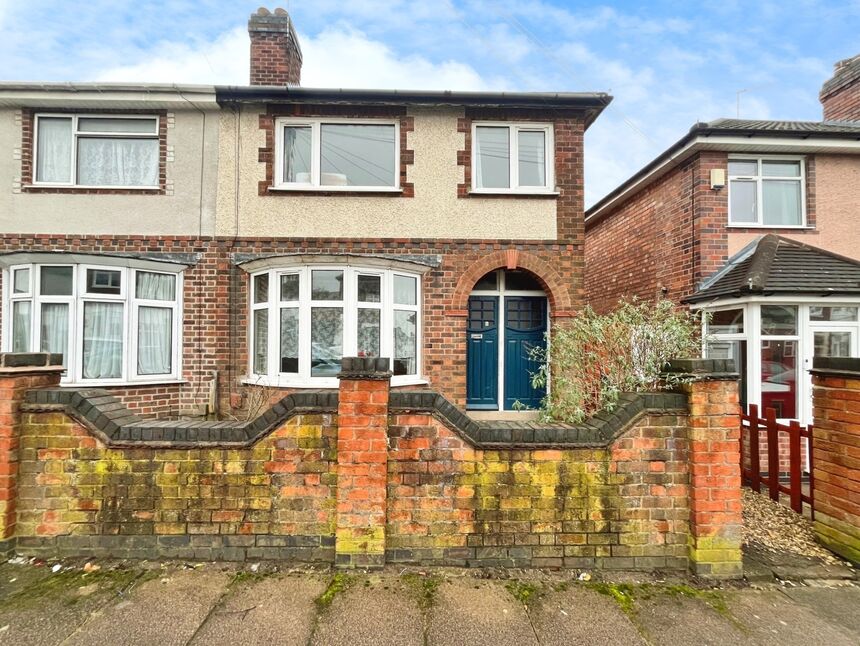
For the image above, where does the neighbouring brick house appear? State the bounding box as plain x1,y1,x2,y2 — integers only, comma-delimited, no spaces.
585,53,860,428
0,8,611,419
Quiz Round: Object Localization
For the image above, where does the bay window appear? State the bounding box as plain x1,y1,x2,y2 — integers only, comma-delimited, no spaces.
249,266,421,386
274,118,400,190
33,114,160,188
472,122,554,193
728,157,805,227
4,262,182,384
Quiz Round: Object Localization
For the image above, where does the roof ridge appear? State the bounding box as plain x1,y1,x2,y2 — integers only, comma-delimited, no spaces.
745,234,780,292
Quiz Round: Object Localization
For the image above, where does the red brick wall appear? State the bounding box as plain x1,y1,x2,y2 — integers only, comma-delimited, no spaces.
0,236,583,418
585,151,820,313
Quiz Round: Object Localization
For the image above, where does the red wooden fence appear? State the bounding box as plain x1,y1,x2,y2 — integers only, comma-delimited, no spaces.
740,404,814,517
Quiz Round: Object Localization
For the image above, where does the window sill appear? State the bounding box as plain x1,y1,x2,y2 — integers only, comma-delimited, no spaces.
23,185,163,194
242,375,428,389
268,186,403,196
467,189,559,198
726,224,812,230
59,378,187,388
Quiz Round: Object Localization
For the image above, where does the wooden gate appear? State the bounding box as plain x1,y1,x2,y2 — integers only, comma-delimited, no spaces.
740,404,814,516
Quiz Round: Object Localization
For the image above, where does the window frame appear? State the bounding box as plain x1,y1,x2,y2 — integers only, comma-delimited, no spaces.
470,121,555,195
2,262,183,385
272,117,402,192
32,113,161,190
248,265,423,388
727,154,807,228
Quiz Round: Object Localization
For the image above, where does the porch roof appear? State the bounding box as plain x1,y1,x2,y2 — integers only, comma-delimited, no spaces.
684,234,860,304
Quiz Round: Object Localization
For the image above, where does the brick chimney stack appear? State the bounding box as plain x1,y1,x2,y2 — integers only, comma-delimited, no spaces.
248,7,303,86
820,54,860,121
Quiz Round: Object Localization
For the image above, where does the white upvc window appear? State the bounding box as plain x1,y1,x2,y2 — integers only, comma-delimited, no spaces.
249,265,421,387
727,156,806,227
4,262,182,385
273,117,400,191
471,121,554,194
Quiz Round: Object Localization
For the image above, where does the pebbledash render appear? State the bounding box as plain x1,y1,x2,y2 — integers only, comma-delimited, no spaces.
0,8,611,419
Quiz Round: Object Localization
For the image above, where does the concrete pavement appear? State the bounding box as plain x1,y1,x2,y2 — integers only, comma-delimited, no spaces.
0,560,857,645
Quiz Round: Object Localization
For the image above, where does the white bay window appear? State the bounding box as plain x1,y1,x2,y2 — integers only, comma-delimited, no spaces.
249,265,422,386
33,114,160,188
4,261,182,384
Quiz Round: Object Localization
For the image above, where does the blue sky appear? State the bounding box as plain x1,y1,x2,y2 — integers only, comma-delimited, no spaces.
1,0,859,205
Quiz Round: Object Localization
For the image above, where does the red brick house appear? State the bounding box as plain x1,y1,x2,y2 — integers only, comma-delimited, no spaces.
585,54,860,426
0,8,610,419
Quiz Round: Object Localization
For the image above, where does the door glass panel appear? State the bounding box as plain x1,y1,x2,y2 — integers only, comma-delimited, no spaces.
393,310,417,376
809,306,857,322
311,270,343,301
814,332,852,358
707,308,744,334
761,305,797,335
468,297,496,331
506,298,546,331
357,308,381,358
474,271,498,291
311,307,343,376
279,307,299,373
761,340,797,419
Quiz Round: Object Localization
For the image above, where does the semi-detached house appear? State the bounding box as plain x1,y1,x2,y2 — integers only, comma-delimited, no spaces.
585,53,860,427
0,8,610,419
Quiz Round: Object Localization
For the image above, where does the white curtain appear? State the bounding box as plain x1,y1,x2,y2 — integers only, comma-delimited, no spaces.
36,118,72,183
40,303,69,366
763,180,801,225
137,306,172,375
11,301,31,352
82,302,123,379
136,272,175,301
77,138,158,186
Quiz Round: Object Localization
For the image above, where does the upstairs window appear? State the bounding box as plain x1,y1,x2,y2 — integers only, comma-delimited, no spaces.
472,122,554,193
728,157,805,227
274,118,400,191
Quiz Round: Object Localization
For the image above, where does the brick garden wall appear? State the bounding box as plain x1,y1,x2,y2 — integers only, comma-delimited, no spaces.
811,358,860,563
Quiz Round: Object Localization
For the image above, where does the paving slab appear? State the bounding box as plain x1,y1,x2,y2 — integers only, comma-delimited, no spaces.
310,576,424,646
633,589,751,645
531,585,645,645
427,579,538,646
780,583,860,634
190,573,326,646
724,587,859,645
0,566,142,646
64,568,231,646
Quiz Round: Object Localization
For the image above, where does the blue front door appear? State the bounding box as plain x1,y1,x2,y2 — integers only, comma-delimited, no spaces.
466,296,498,409
503,297,547,410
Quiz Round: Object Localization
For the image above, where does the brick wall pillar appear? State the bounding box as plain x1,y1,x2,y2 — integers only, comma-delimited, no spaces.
335,357,391,569
669,359,743,579
811,357,860,564
0,353,64,555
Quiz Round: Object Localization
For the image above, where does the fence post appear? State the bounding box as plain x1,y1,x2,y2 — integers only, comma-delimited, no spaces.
749,405,761,493
334,357,391,569
810,357,860,563
765,408,780,502
788,421,802,513
0,353,64,556
668,359,743,579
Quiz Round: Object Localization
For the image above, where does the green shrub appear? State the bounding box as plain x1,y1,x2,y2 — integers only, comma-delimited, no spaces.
531,298,701,423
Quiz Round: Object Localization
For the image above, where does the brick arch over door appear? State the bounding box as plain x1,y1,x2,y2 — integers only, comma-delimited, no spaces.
449,249,574,318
